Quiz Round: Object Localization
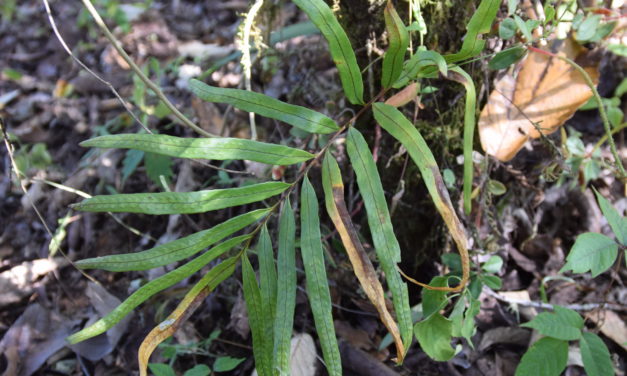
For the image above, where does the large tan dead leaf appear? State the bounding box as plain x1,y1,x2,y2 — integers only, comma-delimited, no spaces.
479,41,599,161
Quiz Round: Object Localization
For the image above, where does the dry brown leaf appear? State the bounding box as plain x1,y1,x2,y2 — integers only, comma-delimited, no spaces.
586,309,627,351
323,157,405,362
385,82,419,108
479,40,599,161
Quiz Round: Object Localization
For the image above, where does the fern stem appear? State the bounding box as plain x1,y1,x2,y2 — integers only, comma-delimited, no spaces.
79,0,218,138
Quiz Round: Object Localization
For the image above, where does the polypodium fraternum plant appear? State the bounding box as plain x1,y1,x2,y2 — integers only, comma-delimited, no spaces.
66,0,503,374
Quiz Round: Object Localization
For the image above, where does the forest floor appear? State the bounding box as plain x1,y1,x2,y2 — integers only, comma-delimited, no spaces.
0,1,625,375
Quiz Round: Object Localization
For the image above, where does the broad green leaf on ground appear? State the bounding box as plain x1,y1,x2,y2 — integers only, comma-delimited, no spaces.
414,313,455,361
300,177,342,376
482,255,503,273
242,254,273,376
138,257,237,376
188,80,339,134
560,233,618,277
594,189,627,245
481,275,502,289
346,128,413,351
82,133,314,165
213,357,246,373
514,15,533,41
521,305,583,340
67,236,248,344
72,182,290,214
322,152,406,362
273,201,297,375
76,209,270,271
580,332,614,376
461,297,480,344
183,365,211,376
373,103,469,291
444,0,500,63
488,46,527,70
292,0,364,104
381,0,409,88
499,18,517,39
515,337,568,376
148,364,175,376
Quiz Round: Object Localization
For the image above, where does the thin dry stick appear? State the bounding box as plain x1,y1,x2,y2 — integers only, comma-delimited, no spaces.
241,0,264,140
484,287,627,312
0,118,98,284
42,0,151,134
79,0,217,138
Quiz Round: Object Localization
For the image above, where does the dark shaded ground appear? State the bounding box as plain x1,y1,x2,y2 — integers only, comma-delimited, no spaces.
0,1,625,375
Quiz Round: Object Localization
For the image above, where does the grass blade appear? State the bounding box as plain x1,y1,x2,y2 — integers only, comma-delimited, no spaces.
67,236,249,344
76,209,270,271
242,253,273,376
446,67,476,215
81,134,314,166
189,80,339,134
301,176,342,375
71,182,290,214
138,256,237,376
321,152,406,362
346,128,413,352
373,103,469,292
292,0,364,104
444,0,500,63
381,0,409,88
273,201,296,374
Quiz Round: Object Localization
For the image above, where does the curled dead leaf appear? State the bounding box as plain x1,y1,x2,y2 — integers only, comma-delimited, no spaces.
479,40,599,161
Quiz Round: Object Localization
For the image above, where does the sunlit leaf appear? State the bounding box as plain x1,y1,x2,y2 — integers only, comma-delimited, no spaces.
292,0,364,104
189,80,339,134
381,0,409,88
499,18,517,40
444,0,500,63
72,182,290,214
82,133,314,165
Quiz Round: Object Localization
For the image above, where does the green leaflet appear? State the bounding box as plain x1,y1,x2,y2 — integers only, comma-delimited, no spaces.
72,182,290,214
394,50,447,89
446,67,476,215
345,128,413,352
444,0,500,63
188,80,338,134
301,177,342,376
381,1,409,88
273,201,296,374
76,209,270,271
67,236,249,344
257,225,276,376
242,254,273,376
81,134,314,166
373,103,469,291
292,0,364,105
